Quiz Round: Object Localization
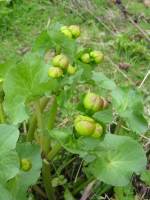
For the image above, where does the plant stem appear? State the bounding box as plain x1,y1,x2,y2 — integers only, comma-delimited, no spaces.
35,97,58,200
47,143,61,161
26,115,37,142
35,100,50,155
27,96,59,199
73,178,94,195
32,185,47,198
35,101,43,129
57,156,76,174
47,95,57,130
45,95,61,160
42,159,56,200
26,97,49,142
98,184,112,196
115,118,122,135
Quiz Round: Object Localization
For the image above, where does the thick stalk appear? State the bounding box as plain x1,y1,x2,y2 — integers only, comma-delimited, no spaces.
26,116,37,142
26,97,49,142
28,96,59,200
35,101,43,129
35,100,50,155
35,100,56,199
47,95,57,130
42,159,56,200
46,95,62,160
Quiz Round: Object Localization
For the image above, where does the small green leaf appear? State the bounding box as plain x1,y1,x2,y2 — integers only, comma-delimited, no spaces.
49,129,99,161
112,88,148,134
33,23,77,61
141,170,150,186
114,185,134,200
32,31,52,54
64,188,75,200
47,23,77,60
93,107,113,124
92,72,116,90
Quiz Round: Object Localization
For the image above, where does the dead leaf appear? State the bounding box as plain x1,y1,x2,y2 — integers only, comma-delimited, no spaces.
144,0,150,7
118,63,131,71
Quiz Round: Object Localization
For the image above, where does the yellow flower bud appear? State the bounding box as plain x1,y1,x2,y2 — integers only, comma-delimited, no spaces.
67,65,76,75
52,54,69,69
20,158,32,172
83,92,103,112
69,25,80,38
48,67,63,78
90,50,104,64
74,115,96,136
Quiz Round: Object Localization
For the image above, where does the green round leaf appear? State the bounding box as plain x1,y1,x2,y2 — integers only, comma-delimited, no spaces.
88,134,146,186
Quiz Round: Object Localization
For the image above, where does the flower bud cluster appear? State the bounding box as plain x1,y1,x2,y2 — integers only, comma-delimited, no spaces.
80,50,104,64
74,115,103,138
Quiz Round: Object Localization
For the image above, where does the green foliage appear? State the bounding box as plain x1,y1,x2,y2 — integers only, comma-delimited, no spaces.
141,170,150,186
88,134,146,186
50,129,146,186
64,188,75,200
92,72,148,134
114,185,135,200
6,143,42,200
0,7,149,198
112,88,148,134
115,34,150,63
93,107,113,124
3,53,57,123
0,124,19,183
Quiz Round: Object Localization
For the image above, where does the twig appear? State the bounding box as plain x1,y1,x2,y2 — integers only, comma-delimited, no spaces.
23,121,27,134
74,160,83,183
68,0,115,35
138,69,150,89
104,194,111,200
115,1,150,42
80,180,96,200
128,16,150,43
46,17,51,29
33,185,47,198
105,56,134,85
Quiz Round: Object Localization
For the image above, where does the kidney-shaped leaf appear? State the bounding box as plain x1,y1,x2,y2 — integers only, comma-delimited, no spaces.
7,143,42,200
3,53,57,124
88,134,146,186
